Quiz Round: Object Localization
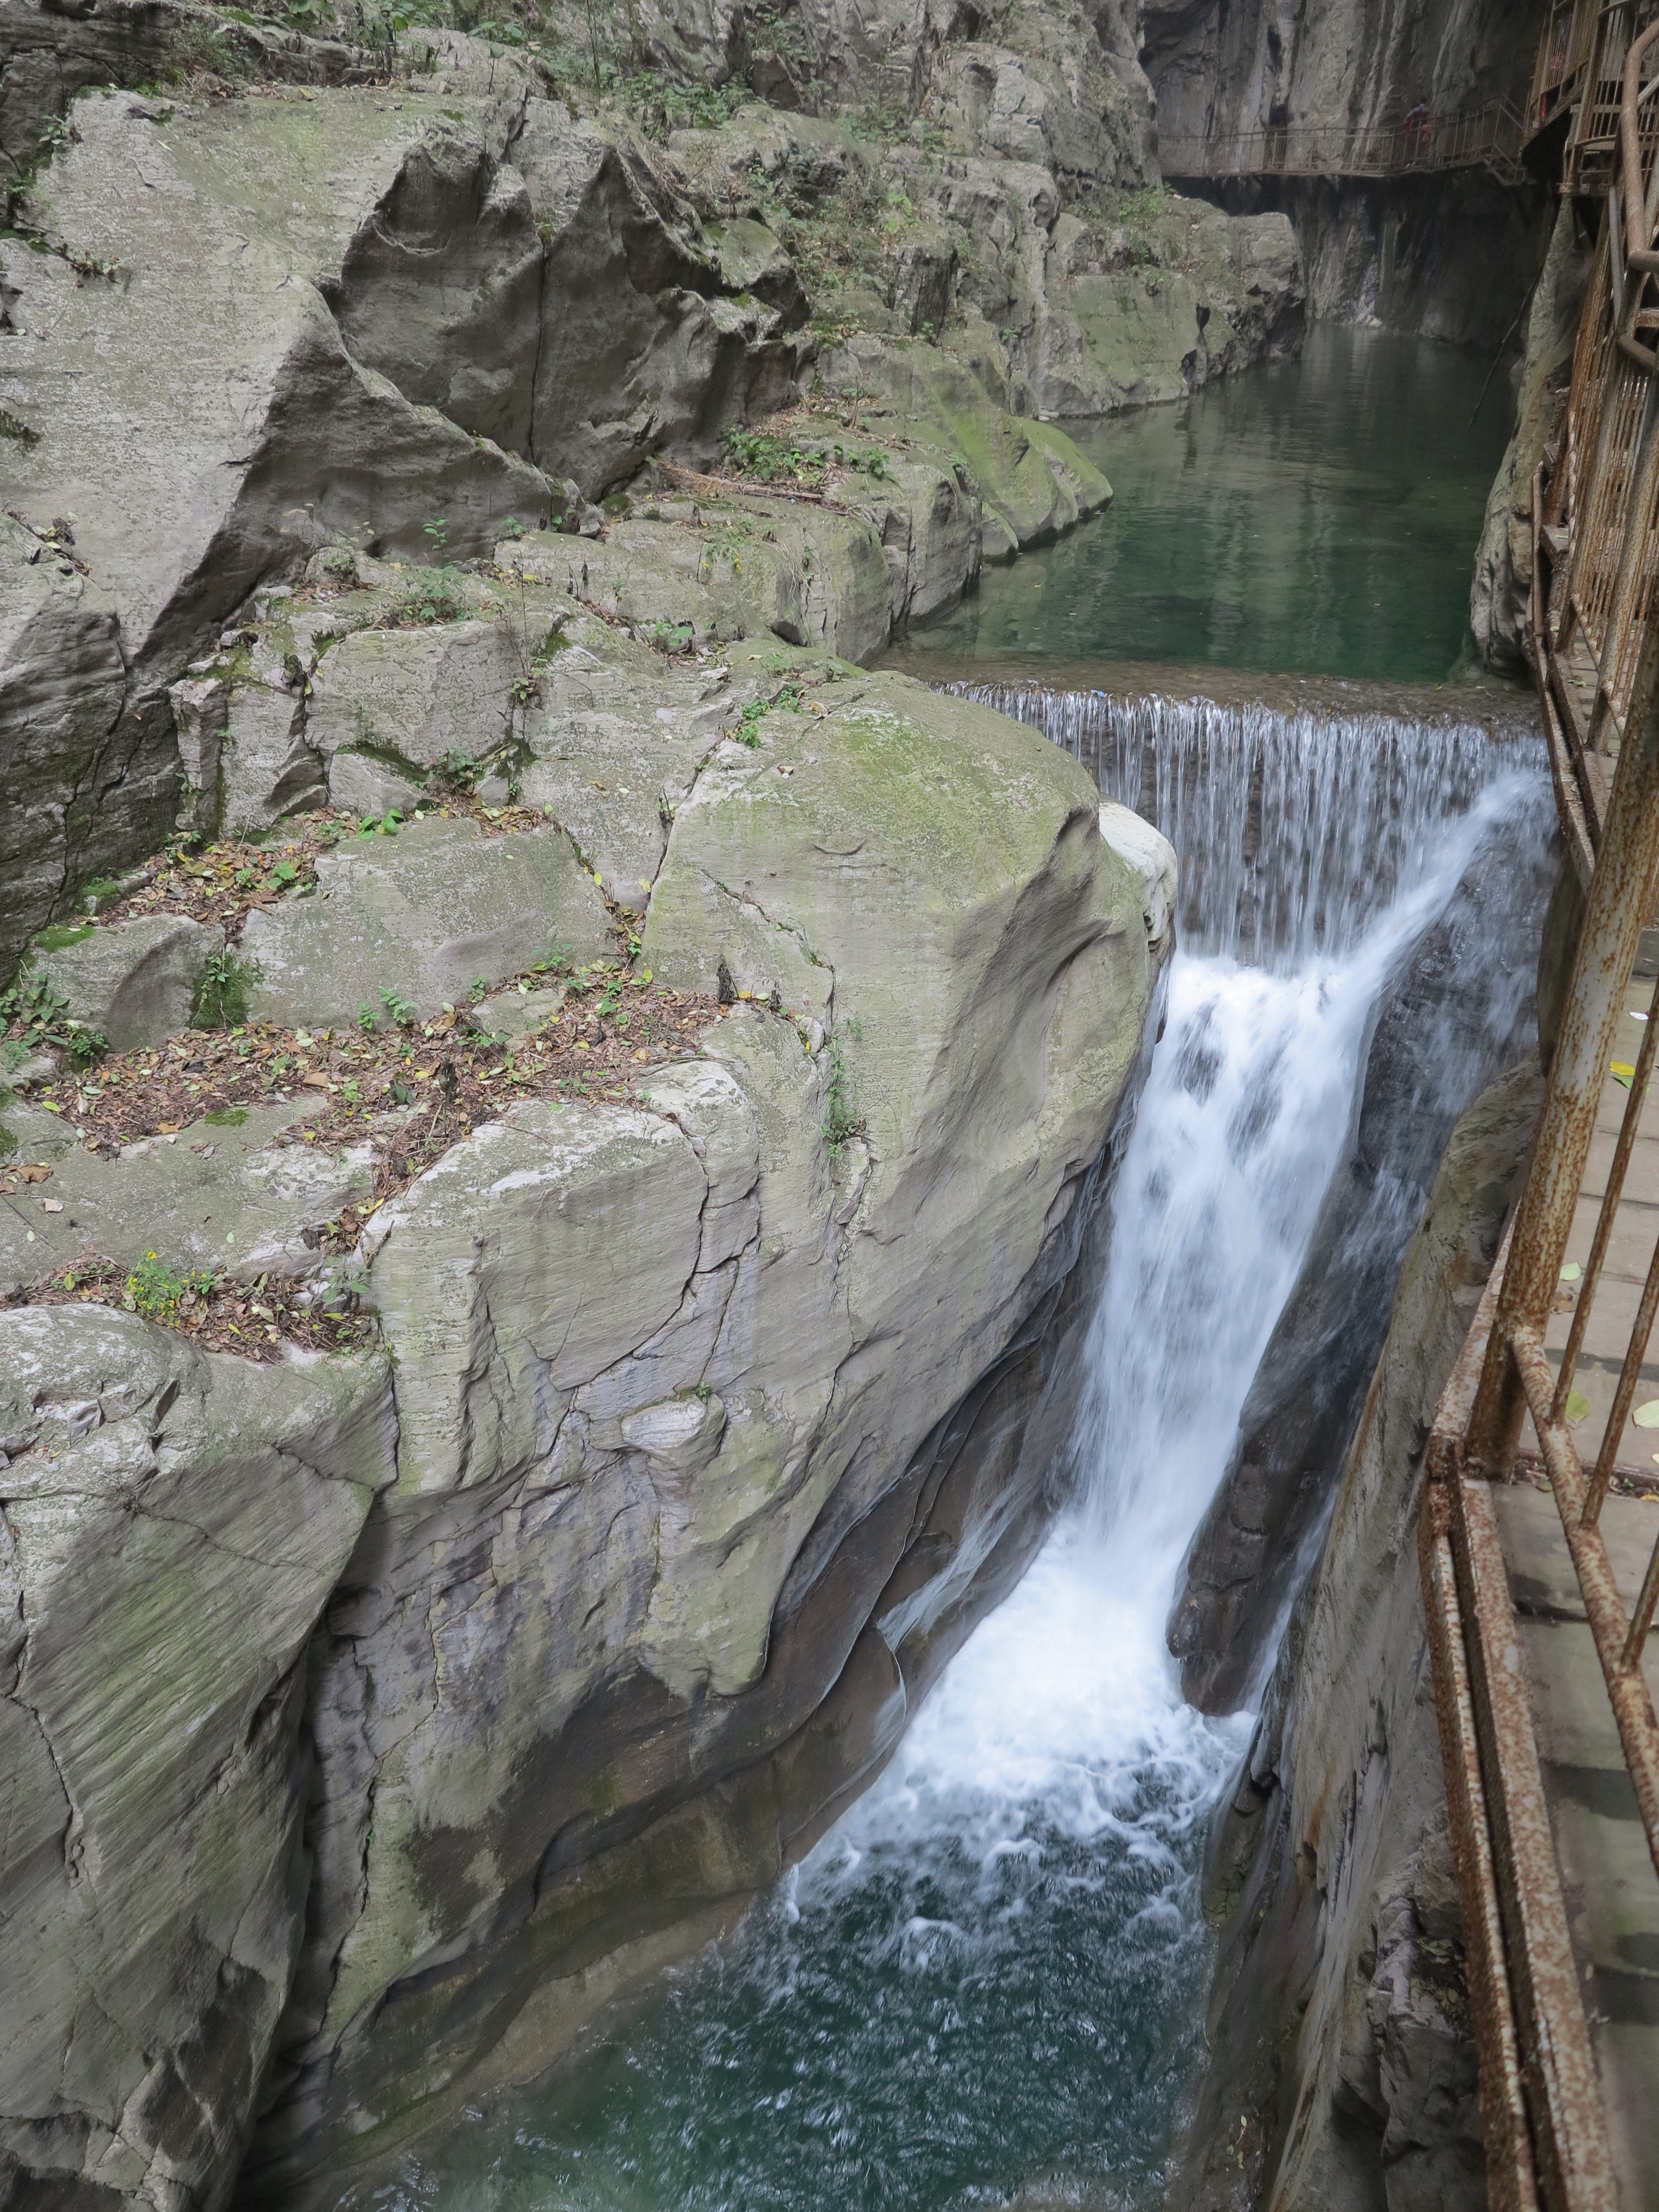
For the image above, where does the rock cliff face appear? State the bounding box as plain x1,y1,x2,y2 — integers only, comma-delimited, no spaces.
0,0,1304,979
1471,200,1595,672
1172,1062,1542,2212
1142,0,1554,348
1143,0,1542,157
1,524,1175,2211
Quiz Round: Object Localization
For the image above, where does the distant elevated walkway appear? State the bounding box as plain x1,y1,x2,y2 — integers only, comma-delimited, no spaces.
1157,100,1526,188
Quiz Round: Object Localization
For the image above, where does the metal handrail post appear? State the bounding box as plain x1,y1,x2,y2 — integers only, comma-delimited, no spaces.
1467,381,1659,1477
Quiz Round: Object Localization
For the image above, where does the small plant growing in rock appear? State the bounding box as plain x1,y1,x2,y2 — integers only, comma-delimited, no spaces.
124,1251,217,1326
358,1001,378,1034
822,1046,863,1152
734,699,766,748
725,426,828,493
423,516,449,557
380,986,419,1029
0,971,106,1066
428,746,478,794
191,949,253,1031
468,977,489,1004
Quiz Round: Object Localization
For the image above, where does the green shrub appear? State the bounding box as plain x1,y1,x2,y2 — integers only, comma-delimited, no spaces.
0,970,106,1065
822,1046,863,1151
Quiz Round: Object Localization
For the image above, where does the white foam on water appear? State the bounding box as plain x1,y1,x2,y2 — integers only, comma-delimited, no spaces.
822,764,1541,1888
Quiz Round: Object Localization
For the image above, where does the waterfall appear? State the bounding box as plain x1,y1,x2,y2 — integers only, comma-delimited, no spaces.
380,688,1555,2212
954,681,1540,968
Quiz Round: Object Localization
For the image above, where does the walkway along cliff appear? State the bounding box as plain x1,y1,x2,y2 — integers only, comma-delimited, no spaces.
1171,11,1659,2208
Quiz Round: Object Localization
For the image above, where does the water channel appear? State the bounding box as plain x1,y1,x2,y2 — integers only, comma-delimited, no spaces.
360,329,1553,2210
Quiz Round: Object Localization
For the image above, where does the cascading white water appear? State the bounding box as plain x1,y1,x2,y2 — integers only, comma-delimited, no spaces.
377,694,1552,2212
957,682,1533,966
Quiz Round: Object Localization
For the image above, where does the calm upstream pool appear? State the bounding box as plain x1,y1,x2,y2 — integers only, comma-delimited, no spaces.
349,332,1544,2212
916,325,1514,684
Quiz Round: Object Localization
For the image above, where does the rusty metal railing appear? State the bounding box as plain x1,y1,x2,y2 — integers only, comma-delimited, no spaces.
1156,100,1526,187
1532,1,1604,144
1422,26,1659,2211
1533,19,1659,864
1560,0,1659,193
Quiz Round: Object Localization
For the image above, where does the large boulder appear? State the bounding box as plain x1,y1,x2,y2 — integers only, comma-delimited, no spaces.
0,67,823,963
511,100,811,494
239,816,615,1030
34,912,224,1052
232,663,1172,2200
0,1309,394,2212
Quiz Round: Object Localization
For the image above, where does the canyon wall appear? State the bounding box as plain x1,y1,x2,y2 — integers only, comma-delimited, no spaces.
1143,0,1556,347
1173,1061,1542,2212
0,0,1305,980
1142,0,1545,156
0,5,1227,2205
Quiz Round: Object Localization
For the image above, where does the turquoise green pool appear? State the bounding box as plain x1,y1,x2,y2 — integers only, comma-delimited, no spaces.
916,324,1514,684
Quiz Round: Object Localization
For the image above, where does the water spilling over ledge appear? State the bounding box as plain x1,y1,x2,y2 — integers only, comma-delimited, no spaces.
949,679,1548,968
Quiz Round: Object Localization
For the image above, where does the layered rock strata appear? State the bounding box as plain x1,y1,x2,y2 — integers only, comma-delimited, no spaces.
0,0,1304,979
1,627,1175,2209
1143,0,1554,350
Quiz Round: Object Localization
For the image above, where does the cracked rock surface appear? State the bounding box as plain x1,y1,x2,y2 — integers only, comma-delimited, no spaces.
2,636,1175,2207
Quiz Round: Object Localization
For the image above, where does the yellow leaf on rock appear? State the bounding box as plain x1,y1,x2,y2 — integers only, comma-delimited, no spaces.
1564,1389,1593,1423
1560,1262,1582,1282
1634,1401,1659,1429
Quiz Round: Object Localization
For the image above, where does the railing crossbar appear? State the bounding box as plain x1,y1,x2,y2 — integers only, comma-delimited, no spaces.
1553,979,1659,1412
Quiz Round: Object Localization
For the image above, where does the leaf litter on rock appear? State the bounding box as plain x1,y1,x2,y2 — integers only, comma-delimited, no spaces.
2,963,758,1358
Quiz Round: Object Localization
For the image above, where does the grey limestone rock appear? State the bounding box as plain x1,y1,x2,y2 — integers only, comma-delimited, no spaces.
1471,199,1594,672
0,513,134,986
238,814,614,1031
0,1307,395,2212
0,1092,388,1297
1172,1063,1543,2211
305,619,526,784
233,671,1171,2199
513,100,812,495
33,911,225,1053
630,0,750,84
